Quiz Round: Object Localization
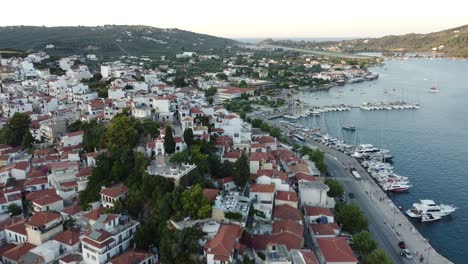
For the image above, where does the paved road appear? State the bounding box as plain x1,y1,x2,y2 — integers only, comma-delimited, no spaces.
325,154,411,264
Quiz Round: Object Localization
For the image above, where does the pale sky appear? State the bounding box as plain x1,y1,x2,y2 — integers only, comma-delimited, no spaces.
1,0,467,38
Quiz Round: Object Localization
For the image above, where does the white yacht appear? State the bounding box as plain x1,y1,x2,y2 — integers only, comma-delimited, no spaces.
406,200,456,218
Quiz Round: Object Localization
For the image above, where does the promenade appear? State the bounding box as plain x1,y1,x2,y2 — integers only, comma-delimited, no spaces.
268,119,453,264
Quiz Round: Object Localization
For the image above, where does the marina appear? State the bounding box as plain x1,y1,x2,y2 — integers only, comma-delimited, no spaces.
272,59,468,263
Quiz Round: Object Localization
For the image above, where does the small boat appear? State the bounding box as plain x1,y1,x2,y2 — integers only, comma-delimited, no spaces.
421,213,442,222
429,86,440,93
342,125,356,131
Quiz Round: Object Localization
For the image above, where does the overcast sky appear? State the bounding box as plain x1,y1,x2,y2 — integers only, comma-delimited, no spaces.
2,0,467,38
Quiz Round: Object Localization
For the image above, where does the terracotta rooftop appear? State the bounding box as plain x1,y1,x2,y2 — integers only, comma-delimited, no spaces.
100,183,128,198
109,249,154,264
316,237,358,263
0,242,35,262
304,206,334,217
251,184,275,193
53,229,81,246
203,189,219,202
25,211,61,228
31,194,63,206
310,223,340,236
204,224,243,261
274,204,302,221
275,191,298,203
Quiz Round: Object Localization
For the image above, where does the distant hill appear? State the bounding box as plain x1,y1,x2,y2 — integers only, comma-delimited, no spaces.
260,25,468,57
0,25,238,58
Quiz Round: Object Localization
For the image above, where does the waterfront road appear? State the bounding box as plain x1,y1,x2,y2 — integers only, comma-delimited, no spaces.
267,119,453,264
325,154,410,264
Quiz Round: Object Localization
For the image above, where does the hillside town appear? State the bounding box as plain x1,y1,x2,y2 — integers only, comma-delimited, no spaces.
0,49,385,264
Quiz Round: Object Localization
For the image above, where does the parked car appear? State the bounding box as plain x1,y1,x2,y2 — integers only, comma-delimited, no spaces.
398,241,406,249
400,249,413,259
348,192,355,199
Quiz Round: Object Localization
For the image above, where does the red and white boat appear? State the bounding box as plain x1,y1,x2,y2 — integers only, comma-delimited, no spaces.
383,182,412,192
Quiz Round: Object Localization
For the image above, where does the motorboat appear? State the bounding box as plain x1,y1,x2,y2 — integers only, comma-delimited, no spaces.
342,125,356,131
383,182,412,192
429,86,440,93
406,199,456,218
421,213,442,222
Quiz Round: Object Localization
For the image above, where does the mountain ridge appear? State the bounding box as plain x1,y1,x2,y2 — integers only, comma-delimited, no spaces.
0,25,239,58
259,24,468,57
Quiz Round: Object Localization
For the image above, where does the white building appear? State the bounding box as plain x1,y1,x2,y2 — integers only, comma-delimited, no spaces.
298,182,330,208
81,214,139,264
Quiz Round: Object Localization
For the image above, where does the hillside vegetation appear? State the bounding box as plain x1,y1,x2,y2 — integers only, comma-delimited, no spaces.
261,25,468,57
0,25,238,58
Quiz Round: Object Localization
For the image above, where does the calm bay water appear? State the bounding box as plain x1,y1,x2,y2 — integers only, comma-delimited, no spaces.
294,59,468,263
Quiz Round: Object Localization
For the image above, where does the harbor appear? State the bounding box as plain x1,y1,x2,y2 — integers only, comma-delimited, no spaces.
250,58,468,263
268,118,452,264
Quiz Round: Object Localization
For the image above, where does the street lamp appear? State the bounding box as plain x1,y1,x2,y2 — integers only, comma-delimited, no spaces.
392,205,396,228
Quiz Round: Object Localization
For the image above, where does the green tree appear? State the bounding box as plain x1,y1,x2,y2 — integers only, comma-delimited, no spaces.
207,97,214,105
67,120,83,132
353,231,377,255
142,120,160,138
82,120,106,152
0,112,31,147
204,87,217,97
7,204,22,216
364,249,392,264
239,80,248,88
104,115,139,151
251,118,263,128
174,75,186,88
270,127,282,139
181,184,211,219
216,73,228,80
234,153,250,187
164,126,176,154
21,131,35,149
336,203,369,234
324,178,344,198
169,151,189,164
183,128,194,147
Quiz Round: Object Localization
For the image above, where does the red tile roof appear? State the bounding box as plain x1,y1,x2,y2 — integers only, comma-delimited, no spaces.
251,184,275,193
76,167,93,177
310,223,340,236
275,191,298,203
53,229,81,245
272,219,304,238
32,194,63,206
59,253,83,263
295,172,317,182
83,207,106,221
109,249,154,264
223,151,241,159
65,131,84,137
256,169,287,181
316,237,358,263
26,188,57,201
48,161,78,170
304,206,334,217
204,224,243,261
61,204,82,216
274,205,302,221
100,183,128,198
25,211,61,228
203,189,219,202
1,242,35,262
5,221,27,236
